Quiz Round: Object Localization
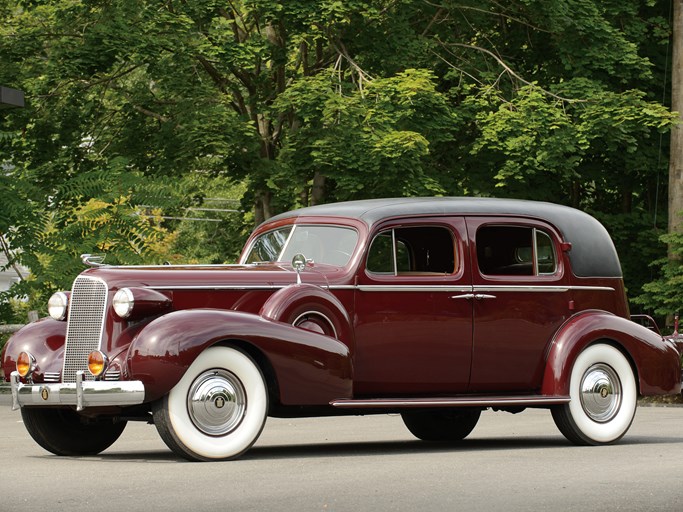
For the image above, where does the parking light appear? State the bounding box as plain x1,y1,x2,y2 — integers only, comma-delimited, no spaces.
16,351,36,378
88,351,109,378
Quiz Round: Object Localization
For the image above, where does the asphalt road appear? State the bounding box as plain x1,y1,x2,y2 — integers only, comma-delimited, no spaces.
1,395,683,512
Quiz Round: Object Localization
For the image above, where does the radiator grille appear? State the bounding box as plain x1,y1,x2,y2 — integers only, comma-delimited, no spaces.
62,276,108,383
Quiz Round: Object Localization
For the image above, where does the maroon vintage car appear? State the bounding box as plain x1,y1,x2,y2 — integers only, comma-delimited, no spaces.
2,197,681,461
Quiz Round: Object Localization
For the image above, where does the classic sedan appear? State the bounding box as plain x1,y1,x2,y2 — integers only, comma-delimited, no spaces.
2,197,680,460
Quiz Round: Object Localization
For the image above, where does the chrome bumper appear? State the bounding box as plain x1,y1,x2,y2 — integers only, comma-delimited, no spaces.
8,371,145,411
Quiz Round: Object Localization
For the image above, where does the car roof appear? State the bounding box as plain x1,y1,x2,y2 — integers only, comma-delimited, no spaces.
267,197,622,278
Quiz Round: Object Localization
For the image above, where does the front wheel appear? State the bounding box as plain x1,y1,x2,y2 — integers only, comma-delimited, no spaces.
552,344,637,445
401,408,481,441
21,407,126,455
152,346,268,461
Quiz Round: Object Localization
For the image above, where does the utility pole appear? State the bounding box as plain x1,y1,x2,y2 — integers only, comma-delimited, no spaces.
668,1,683,240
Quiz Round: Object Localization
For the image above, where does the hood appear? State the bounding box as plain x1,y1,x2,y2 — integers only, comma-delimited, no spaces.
77,263,345,290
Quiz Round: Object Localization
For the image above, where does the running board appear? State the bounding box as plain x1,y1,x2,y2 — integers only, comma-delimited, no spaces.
330,395,570,409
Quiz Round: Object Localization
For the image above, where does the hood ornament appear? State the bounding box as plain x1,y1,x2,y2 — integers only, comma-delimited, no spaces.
81,253,107,267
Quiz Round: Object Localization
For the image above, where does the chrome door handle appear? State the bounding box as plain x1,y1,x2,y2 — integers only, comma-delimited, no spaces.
474,294,496,300
450,294,475,300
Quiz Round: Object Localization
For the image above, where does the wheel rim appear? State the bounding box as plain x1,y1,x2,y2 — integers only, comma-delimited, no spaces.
187,369,247,436
579,363,622,423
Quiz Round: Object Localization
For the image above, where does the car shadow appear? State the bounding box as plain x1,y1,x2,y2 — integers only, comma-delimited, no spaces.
29,434,683,464
244,434,683,461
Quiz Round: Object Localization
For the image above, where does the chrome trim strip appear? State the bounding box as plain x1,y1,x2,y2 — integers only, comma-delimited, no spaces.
8,371,145,411
42,372,61,383
566,285,616,292
472,285,615,293
147,284,614,293
330,395,571,409
358,285,473,293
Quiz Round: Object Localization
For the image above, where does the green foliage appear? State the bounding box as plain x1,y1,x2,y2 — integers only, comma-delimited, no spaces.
275,69,456,201
169,177,251,264
0,0,677,315
635,230,683,317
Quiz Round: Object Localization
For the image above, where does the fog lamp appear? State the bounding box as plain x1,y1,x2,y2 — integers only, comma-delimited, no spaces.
88,350,109,378
16,351,36,378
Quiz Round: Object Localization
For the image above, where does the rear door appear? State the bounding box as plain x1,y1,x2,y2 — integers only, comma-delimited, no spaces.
466,217,572,392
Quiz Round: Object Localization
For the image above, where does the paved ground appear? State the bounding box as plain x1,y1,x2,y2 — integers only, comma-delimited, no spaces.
1,395,683,511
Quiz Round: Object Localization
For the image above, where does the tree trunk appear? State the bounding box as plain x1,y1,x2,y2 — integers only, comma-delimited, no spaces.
668,0,683,244
311,171,326,205
253,190,273,226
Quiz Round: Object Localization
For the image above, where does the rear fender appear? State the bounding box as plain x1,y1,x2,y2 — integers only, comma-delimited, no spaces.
541,310,681,397
127,309,352,404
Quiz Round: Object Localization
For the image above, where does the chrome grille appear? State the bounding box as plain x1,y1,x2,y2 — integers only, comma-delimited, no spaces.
62,276,108,383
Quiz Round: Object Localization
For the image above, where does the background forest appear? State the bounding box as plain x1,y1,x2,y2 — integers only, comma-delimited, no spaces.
0,0,680,328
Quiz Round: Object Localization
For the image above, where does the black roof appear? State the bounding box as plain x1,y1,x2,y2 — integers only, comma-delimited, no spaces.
268,197,622,278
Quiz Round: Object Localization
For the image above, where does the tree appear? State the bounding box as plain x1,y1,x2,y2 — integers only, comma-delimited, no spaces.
668,0,683,239
0,0,677,318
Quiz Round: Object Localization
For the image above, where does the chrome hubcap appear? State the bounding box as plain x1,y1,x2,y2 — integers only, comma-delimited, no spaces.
579,363,622,423
187,369,246,436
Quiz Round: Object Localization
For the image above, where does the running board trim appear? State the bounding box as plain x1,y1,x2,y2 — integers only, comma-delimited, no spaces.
330,396,571,409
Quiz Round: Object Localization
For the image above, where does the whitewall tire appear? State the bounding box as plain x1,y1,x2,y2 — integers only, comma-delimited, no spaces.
153,346,268,461
552,344,637,445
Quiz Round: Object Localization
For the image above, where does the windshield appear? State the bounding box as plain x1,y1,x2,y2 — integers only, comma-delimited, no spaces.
243,225,358,267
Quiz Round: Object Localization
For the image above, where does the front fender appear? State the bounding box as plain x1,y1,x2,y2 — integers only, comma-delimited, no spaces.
127,309,352,404
541,310,681,397
1,318,66,382
260,283,354,351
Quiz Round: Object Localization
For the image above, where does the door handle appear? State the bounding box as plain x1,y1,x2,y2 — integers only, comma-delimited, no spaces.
450,293,497,300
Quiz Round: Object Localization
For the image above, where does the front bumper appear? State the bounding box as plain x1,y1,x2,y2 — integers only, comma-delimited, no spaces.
7,371,145,411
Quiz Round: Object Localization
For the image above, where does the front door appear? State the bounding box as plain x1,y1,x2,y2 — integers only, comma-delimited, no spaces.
353,218,473,396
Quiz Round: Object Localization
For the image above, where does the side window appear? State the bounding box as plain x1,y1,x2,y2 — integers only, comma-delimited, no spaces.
367,226,456,275
367,232,395,273
476,225,557,276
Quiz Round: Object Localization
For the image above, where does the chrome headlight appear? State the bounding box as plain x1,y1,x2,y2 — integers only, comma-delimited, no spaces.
47,292,70,321
112,287,172,319
113,288,135,318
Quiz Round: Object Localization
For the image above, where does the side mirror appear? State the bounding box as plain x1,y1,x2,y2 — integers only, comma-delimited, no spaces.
292,254,307,284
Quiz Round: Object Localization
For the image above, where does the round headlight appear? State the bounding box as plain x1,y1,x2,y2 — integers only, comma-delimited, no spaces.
47,292,69,321
113,288,134,318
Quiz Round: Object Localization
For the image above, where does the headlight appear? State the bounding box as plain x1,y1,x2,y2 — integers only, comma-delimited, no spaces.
112,287,172,319
113,288,135,318
47,292,70,321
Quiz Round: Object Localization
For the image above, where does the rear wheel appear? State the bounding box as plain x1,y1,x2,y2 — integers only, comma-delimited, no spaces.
402,408,481,441
552,344,637,445
21,407,126,455
153,346,268,461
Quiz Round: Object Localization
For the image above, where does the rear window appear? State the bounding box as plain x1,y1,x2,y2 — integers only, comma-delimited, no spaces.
476,226,556,276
